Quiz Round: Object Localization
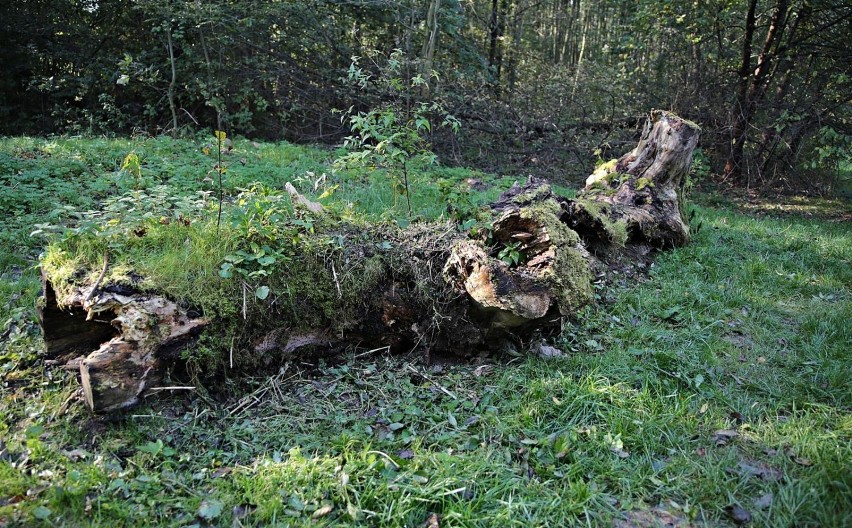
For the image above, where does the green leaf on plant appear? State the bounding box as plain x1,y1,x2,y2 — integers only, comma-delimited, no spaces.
33,506,52,520
256,286,270,300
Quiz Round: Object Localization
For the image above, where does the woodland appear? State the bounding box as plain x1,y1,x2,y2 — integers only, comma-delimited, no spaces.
0,1,850,527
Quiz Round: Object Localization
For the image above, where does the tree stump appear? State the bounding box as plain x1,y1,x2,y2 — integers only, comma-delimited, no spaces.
39,110,700,413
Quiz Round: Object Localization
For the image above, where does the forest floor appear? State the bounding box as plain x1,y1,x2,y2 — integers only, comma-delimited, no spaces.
0,136,850,527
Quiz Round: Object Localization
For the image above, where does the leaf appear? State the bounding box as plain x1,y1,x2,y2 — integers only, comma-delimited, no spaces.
447,413,457,427
754,493,774,509
397,449,414,459
214,130,227,142
791,455,813,467
713,429,738,446
725,504,752,525
198,499,224,520
312,503,334,518
255,286,270,300
137,439,163,456
389,422,405,431
33,506,52,520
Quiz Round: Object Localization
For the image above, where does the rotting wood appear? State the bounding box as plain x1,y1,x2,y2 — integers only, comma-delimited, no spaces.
39,110,700,413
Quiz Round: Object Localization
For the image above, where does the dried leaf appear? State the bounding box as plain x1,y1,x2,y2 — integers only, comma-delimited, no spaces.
473,364,493,377
538,344,563,358
792,456,813,467
312,503,334,518
422,512,440,528
233,504,251,519
211,466,232,478
727,460,782,481
754,493,773,509
398,449,414,460
726,504,752,525
713,429,739,446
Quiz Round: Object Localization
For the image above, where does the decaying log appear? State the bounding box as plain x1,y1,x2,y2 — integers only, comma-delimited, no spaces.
39,280,207,412
39,110,700,413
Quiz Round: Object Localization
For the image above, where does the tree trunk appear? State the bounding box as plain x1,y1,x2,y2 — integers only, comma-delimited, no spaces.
39,110,700,413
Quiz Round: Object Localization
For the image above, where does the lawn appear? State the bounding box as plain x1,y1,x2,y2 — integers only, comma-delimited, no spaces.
1,136,850,527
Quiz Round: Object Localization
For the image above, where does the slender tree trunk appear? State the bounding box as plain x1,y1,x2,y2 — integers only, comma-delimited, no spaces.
419,0,441,97
725,0,790,183
166,27,179,137
724,0,758,182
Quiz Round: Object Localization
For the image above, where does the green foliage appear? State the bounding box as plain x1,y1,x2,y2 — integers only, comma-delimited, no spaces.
497,241,525,267
335,49,460,217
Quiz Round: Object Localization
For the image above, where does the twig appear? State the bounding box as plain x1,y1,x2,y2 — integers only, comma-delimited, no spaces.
354,346,390,358
84,250,109,305
242,281,247,320
146,386,196,393
331,261,342,299
51,388,82,421
406,364,457,400
216,128,223,231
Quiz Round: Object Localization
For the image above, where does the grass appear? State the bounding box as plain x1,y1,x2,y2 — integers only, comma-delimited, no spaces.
0,136,850,527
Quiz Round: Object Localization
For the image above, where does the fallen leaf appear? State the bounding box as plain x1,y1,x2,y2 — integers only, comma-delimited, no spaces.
611,447,630,458
211,466,232,478
233,504,251,520
473,365,493,377
792,456,813,467
727,460,782,481
398,449,414,460
726,504,752,524
614,508,691,528
538,344,563,358
63,449,90,461
422,512,440,528
713,429,739,446
695,447,706,456
754,493,773,509
730,411,745,424
312,503,334,518
699,403,709,414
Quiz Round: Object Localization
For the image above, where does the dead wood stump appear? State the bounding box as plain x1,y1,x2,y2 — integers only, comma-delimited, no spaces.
38,110,700,413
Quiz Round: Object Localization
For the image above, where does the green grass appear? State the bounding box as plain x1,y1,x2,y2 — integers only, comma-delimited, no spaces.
1,136,850,526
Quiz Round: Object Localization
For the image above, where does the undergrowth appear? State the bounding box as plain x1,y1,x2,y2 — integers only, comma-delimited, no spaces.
0,137,849,526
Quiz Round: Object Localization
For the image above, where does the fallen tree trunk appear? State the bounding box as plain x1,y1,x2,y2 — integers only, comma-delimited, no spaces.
39,110,700,413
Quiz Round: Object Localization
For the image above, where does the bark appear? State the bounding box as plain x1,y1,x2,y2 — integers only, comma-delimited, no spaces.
39,110,700,413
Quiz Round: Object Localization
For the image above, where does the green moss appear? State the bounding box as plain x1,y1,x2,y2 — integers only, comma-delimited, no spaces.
586,159,618,189
574,198,629,247
518,201,593,314
512,183,555,205
635,176,655,190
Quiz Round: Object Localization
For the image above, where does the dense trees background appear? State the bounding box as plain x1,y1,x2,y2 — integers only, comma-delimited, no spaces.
1,0,850,191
